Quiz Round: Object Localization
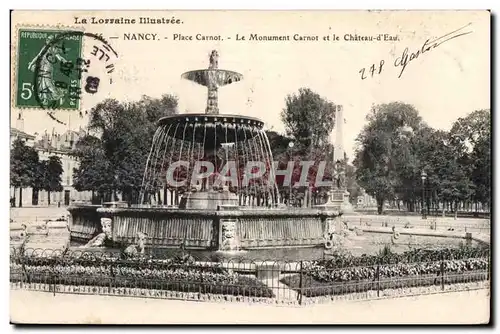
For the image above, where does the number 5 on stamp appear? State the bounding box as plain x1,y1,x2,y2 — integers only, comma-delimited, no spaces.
16,29,83,110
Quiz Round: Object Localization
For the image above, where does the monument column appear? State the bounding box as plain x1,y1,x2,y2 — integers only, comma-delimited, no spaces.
332,105,353,213
333,105,344,162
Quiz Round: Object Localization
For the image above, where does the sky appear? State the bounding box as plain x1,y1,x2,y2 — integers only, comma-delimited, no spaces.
11,11,490,161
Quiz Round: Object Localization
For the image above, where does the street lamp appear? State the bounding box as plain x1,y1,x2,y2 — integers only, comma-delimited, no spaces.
421,170,427,219
288,141,294,206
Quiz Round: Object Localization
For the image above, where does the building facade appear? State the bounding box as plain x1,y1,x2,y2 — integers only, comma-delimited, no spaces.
10,114,92,207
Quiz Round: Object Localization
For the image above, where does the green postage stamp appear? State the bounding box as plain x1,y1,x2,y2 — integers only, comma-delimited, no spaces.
15,29,83,110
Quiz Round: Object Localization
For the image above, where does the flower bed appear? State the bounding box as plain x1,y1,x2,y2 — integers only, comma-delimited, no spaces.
281,247,489,297
315,246,489,268
283,262,488,297
10,256,273,298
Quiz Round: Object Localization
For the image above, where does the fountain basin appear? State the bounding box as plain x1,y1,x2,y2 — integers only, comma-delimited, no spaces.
157,113,265,146
68,205,341,251
181,69,244,87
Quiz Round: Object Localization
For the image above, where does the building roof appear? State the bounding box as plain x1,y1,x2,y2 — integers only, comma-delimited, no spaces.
34,143,74,155
10,128,36,140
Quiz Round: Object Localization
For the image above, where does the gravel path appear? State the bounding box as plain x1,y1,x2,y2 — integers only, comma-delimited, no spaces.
10,288,490,324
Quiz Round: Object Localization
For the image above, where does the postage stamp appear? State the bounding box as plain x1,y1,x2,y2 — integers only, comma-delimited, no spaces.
16,28,83,110
14,27,118,112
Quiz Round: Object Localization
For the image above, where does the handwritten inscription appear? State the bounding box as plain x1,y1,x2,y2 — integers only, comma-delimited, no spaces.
359,23,473,80
359,60,385,80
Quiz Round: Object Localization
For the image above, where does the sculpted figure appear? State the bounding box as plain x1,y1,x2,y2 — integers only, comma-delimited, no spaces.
175,241,196,264
83,218,112,248
17,224,31,256
220,220,237,251
15,223,28,240
209,50,219,69
391,225,400,245
27,35,69,107
122,232,148,259
354,226,364,236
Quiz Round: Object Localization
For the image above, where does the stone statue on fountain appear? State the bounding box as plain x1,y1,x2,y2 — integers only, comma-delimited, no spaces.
82,218,112,248
122,231,148,259
334,159,346,189
209,50,219,69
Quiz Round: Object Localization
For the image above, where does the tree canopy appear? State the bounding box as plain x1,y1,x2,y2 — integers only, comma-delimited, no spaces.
280,88,336,151
10,138,63,206
353,103,490,214
73,94,179,203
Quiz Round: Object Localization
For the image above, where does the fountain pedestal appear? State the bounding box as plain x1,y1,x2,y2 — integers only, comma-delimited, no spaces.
341,190,354,213
314,189,344,211
179,190,239,210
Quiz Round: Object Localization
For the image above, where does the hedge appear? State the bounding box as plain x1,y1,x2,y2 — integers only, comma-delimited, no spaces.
10,258,274,298
281,246,489,297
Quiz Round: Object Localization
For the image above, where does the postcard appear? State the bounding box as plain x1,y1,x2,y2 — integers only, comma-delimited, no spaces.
9,10,490,324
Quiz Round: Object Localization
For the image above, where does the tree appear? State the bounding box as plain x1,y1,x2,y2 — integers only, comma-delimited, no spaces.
73,94,179,204
470,134,490,209
266,130,292,159
73,135,114,202
42,155,64,205
449,109,491,210
280,88,336,151
353,105,488,216
411,127,473,217
32,159,47,206
353,102,424,214
10,138,39,207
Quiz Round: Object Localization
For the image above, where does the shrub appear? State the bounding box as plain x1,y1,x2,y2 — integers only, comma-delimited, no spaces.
281,246,489,298
10,256,274,298
312,246,489,269
282,270,488,297
305,258,488,284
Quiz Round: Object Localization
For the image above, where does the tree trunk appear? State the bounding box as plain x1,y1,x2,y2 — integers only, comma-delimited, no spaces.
47,190,51,205
376,197,384,215
19,188,23,208
454,201,458,220
11,188,16,207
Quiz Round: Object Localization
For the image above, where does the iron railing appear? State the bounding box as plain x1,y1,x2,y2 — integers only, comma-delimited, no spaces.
9,247,490,305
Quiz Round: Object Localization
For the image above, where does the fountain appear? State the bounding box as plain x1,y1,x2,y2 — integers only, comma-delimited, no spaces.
68,50,343,256
140,50,277,210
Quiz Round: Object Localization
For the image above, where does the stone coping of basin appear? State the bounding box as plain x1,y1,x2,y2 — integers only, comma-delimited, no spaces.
354,226,490,246
93,206,340,217
343,213,490,224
